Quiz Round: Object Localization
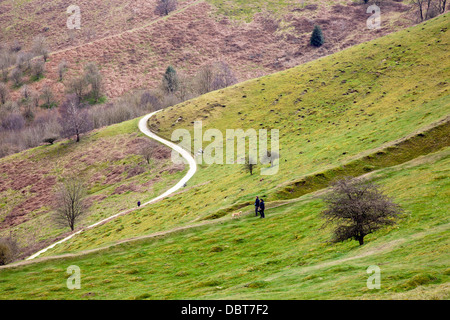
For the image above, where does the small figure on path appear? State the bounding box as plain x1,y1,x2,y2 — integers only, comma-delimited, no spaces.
259,199,265,218
137,201,141,207
255,196,260,216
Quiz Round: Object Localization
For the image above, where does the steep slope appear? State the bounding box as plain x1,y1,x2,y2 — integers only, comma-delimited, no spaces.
34,13,450,256
0,12,448,301
0,118,185,259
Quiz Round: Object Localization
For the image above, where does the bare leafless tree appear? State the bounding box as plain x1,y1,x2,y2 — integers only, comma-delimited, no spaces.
31,59,45,80
196,64,215,95
437,0,447,13
40,85,54,107
155,0,177,16
243,156,257,175
16,51,33,71
21,84,30,101
321,177,403,246
176,72,195,102
139,140,160,164
140,90,161,110
411,0,443,21
0,50,15,82
411,0,426,21
66,75,88,101
30,89,40,109
59,94,92,142
10,67,22,87
0,235,19,265
0,82,9,105
53,179,88,231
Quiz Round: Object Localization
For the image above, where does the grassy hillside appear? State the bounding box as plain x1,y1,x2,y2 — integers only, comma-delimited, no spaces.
0,118,186,259
34,13,450,257
2,0,414,102
0,147,448,299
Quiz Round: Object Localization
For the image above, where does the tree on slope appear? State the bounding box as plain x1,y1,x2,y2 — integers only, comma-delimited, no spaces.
84,62,103,103
320,177,403,246
53,179,88,231
59,94,91,142
162,65,179,94
310,25,324,47
155,0,177,16
32,34,50,62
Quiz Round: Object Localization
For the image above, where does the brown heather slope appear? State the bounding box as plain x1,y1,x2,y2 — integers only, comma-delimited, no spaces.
3,0,414,103
0,118,184,260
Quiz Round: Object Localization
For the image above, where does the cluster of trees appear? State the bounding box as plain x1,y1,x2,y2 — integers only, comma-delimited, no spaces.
0,35,55,151
361,0,447,21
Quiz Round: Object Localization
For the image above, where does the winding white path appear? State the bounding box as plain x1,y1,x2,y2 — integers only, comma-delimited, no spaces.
26,110,197,260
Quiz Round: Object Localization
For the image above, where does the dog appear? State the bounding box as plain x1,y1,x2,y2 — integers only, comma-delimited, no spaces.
231,211,242,219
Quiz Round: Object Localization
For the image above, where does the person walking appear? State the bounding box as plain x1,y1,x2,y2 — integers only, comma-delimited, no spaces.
137,201,141,207
259,199,265,218
254,196,260,216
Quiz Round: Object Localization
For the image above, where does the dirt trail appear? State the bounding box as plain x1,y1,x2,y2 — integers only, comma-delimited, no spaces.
2,116,448,269
263,223,450,282
23,110,197,261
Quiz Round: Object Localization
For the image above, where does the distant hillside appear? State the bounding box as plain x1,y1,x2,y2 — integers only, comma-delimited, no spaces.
1,0,414,103
37,12,450,256
0,118,185,259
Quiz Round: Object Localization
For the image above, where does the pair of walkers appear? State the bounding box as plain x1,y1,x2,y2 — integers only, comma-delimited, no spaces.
254,196,265,218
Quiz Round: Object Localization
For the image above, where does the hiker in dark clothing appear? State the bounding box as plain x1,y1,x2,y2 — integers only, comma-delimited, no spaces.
255,196,260,216
259,199,265,218
137,201,141,207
